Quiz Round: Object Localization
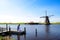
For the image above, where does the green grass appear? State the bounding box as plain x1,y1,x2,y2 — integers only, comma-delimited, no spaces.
0,22,60,24
51,22,60,24
0,36,3,40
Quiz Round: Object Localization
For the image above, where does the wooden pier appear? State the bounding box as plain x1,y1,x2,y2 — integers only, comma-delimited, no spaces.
0,31,26,36
0,24,26,36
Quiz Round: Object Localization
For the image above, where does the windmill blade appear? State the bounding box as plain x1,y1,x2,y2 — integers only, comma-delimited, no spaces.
40,16,46,18
48,15,54,17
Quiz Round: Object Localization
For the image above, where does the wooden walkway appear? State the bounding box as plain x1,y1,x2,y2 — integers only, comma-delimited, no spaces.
0,27,26,36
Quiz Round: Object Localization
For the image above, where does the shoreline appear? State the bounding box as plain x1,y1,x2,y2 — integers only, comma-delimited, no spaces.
0,23,60,24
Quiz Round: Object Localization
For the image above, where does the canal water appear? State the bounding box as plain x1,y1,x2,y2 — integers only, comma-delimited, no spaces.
0,24,60,40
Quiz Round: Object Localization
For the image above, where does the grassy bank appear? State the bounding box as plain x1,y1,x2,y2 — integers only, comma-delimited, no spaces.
0,22,60,24
51,22,60,24
0,36,3,40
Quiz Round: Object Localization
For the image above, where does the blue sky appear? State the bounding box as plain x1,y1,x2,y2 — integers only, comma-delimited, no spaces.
0,0,60,23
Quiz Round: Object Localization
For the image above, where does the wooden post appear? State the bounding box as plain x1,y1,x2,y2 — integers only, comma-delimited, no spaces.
9,27,11,32
35,28,37,37
2,28,3,33
6,24,8,31
17,24,20,32
24,27,26,34
9,27,11,35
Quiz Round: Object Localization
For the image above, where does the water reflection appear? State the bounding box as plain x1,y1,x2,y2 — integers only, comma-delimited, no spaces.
17,35,26,40
24,35,26,40
1,35,26,40
35,28,37,37
1,24,60,40
17,35,20,40
45,25,50,40
1,35,11,40
35,29,37,40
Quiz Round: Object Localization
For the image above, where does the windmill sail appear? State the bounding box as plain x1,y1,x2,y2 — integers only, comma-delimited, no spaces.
40,16,46,18
48,15,54,17
40,10,53,25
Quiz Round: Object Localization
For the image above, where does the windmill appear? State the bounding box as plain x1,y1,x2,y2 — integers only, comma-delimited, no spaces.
40,11,53,25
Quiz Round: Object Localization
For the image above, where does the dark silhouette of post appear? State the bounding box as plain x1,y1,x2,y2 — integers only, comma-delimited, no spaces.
24,27,26,40
6,24,8,31
17,24,20,31
35,28,37,37
2,28,3,33
9,27,11,32
34,28,37,40
9,26,11,36
24,27,26,34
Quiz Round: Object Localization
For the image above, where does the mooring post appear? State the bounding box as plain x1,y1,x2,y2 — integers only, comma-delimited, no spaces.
35,28,37,37
17,24,20,32
6,24,8,31
24,27,26,34
2,28,3,33
9,27,11,32
9,26,11,35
